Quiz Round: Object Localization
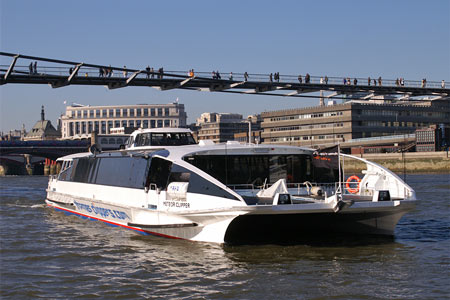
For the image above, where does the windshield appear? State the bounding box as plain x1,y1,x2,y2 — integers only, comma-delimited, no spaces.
134,132,196,147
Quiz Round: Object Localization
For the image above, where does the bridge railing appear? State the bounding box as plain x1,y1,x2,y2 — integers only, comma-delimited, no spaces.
1,64,446,89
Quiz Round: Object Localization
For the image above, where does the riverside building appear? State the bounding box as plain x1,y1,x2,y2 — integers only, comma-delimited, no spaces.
196,112,249,143
60,103,187,139
261,100,450,148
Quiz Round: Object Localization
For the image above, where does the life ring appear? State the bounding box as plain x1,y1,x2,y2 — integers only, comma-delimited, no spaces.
346,175,361,194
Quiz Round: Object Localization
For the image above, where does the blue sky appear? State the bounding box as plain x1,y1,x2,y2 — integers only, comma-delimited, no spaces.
1,0,449,132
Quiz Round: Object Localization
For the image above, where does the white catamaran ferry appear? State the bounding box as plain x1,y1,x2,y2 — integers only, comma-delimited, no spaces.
46,128,416,244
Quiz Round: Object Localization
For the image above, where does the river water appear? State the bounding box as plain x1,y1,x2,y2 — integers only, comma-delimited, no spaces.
1,174,449,299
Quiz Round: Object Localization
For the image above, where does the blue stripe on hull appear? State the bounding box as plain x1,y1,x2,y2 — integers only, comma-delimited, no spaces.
48,202,182,239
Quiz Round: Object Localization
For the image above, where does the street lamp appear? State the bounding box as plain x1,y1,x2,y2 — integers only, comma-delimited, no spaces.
247,117,252,144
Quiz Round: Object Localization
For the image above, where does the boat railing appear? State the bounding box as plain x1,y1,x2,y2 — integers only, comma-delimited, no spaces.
228,182,337,197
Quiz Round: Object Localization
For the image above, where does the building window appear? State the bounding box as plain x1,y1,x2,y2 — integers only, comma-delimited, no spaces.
157,120,163,128
164,120,170,127
121,120,127,127
108,121,113,133
143,108,148,116
116,109,120,117
82,110,87,118
123,109,128,117
136,109,141,117
114,120,120,128
96,110,100,117
109,109,114,117
136,120,142,128
129,109,135,117
151,108,155,116
94,121,99,132
101,121,106,134
129,120,135,127
165,108,169,116
89,110,94,118
143,120,149,128
102,109,107,117
150,120,156,128
158,108,162,116
88,121,93,133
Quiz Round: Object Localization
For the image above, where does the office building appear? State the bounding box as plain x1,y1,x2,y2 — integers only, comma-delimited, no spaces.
60,102,187,139
196,112,249,143
261,100,450,148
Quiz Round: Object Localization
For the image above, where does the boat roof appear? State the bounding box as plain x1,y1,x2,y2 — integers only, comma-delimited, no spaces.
56,142,315,161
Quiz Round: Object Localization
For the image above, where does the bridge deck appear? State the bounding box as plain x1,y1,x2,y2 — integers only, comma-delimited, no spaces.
1,52,449,102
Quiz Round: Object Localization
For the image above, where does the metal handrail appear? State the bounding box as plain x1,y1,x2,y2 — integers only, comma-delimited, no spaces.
1,63,447,89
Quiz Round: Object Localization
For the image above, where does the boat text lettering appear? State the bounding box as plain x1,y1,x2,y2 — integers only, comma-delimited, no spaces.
162,201,190,208
73,200,130,220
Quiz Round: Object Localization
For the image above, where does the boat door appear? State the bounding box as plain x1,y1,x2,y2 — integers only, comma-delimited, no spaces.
145,157,172,210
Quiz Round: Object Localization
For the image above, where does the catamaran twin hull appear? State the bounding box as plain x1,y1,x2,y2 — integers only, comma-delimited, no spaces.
46,195,414,244
45,129,416,244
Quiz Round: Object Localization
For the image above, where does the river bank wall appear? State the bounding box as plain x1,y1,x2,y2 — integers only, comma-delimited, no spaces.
343,151,450,173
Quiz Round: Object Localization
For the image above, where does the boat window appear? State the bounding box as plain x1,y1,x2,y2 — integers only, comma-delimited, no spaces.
168,164,239,201
183,154,335,185
58,160,73,181
69,156,150,189
95,157,149,189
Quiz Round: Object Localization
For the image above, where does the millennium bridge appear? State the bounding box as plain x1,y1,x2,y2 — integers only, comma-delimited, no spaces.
1,52,449,102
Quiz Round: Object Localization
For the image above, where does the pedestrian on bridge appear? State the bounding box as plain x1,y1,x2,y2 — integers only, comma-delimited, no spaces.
229,72,233,81
421,78,427,88
33,61,37,74
442,80,445,88
146,66,150,79
378,76,382,86
373,79,377,86
324,76,328,84
368,77,371,86
270,73,273,82
305,73,310,83
29,62,33,75
123,66,128,78
99,68,104,77
298,75,302,83
353,78,358,85
244,72,249,81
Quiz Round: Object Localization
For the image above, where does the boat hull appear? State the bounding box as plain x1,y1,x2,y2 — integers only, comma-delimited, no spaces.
224,208,411,245
46,197,414,245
